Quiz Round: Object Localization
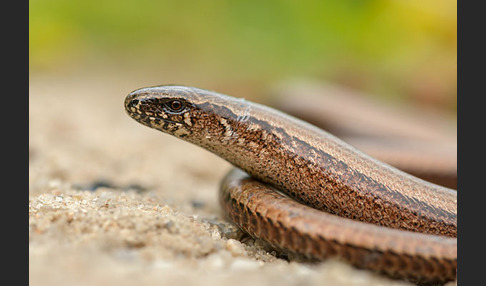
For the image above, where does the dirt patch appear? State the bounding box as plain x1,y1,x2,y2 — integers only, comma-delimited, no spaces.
29,73,453,286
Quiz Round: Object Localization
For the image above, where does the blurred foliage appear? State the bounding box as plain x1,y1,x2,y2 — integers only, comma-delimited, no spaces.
30,0,456,110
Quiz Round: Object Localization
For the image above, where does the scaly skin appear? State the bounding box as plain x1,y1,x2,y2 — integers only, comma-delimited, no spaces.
124,85,457,283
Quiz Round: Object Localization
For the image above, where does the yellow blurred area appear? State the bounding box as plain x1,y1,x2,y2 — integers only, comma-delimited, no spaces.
29,0,456,111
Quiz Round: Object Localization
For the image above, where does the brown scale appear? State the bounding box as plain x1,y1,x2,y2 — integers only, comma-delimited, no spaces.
219,169,456,284
217,116,456,237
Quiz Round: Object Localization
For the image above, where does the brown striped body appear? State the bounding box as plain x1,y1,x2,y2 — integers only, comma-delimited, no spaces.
124,85,457,283
269,82,457,189
220,169,456,283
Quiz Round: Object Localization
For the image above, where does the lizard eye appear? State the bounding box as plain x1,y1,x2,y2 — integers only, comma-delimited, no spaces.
165,99,186,113
170,100,182,110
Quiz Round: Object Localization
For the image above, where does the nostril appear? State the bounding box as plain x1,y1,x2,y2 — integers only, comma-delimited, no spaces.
129,99,139,108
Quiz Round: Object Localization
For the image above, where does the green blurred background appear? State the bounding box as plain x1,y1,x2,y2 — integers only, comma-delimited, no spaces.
29,0,456,112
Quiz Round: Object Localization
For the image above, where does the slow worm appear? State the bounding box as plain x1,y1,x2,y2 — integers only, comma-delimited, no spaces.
124,85,457,284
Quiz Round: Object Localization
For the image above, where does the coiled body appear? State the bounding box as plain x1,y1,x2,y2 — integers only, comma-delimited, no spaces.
124,85,457,284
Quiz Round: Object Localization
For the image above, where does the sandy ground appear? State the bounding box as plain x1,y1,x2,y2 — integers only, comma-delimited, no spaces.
29,73,455,286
